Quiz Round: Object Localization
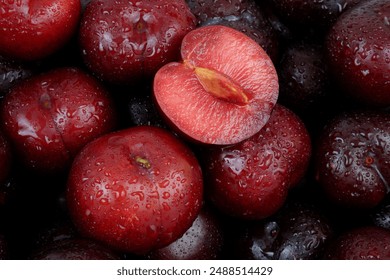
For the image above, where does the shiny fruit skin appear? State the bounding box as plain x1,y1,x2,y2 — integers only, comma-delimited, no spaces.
1,67,117,173
326,0,390,106
204,105,311,219
67,126,203,254
79,0,196,84
315,111,390,209
0,0,81,61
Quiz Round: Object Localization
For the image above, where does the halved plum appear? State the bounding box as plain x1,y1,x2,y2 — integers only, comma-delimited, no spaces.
153,25,279,145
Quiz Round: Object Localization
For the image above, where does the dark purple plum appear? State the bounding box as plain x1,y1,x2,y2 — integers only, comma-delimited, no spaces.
32,221,78,250
231,220,279,260
272,202,333,260
0,56,33,98
186,0,279,61
31,238,120,260
231,201,332,260
0,234,7,259
126,93,167,128
371,196,390,230
268,0,364,30
315,111,390,209
0,131,11,185
277,41,329,120
324,226,390,259
315,111,390,208
147,206,224,260
326,0,390,106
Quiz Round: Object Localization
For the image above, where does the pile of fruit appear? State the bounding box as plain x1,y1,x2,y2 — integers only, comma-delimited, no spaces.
0,0,389,260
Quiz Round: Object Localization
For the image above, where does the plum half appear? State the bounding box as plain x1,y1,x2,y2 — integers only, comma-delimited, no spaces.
153,25,279,145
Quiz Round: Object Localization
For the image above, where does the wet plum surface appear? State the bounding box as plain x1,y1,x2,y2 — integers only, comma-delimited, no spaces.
79,0,196,84
67,126,203,254
0,0,390,261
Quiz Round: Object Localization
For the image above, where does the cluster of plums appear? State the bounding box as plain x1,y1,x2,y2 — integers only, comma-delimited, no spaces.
0,0,389,260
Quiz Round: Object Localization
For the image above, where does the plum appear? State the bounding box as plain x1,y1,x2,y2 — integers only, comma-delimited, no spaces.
315,111,390,209
324,226,390,259
79,0,196,84
203,104,311,219
1,67,117,173
326,0,390,106
0,0,81,61
154,25,279,145
66,126,203,254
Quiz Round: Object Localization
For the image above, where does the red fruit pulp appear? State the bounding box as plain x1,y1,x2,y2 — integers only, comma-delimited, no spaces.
204,104,311,219
0,0,81,61
1,67,117,172
79,0,196,84
154,25,279,145
66,126,203,254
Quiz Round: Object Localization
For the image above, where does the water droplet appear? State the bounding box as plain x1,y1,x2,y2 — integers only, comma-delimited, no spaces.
131,191,144,201
159,179,170,188
96,190,103,198
162,202,170,211
100,198,109,205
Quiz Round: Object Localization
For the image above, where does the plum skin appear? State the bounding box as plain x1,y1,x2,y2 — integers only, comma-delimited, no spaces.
147,206,224,260
31,238,120,260
324,226,390,259
79,0,196,84
0,67,117,173
0,132,12,185
326,0,390,106
185,0,280,62
0,0,81,61
66,126,203,254
315,111,390,209
203,105,311,220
